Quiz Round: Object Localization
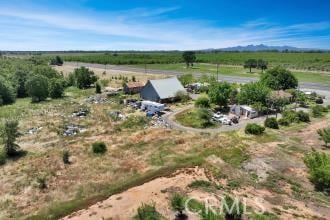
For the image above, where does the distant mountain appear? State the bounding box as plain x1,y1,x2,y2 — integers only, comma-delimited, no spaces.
212,44,325,52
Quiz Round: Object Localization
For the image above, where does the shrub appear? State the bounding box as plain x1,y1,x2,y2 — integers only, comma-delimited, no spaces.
296,111,310,122
175,90,190,102
25,74,49,102
171,194,187,219
245,123,265,135
282,110,299,123
188,180,212,189
62,150,70,164
317,128,330,147
95,83,102,94
264,117,279,129
311,105,328,117
0,150,6,166
37,177,47,190
278,118,290,126
135,203,162,220
1,120,20,157
92,142,107,154
49,78,64,99
304,151,330,192
0,76,16,105
119,116,149,129
315,97,323,104
194,95,210,108
223,195,244,220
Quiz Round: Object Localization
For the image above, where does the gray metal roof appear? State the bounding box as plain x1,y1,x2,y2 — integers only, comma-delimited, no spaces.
149,77,185,99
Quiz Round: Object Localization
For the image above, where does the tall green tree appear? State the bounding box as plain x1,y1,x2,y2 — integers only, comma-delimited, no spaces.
244,59,257,73
208,82,232,107
257,59,268,73
182,51,196,68
260,66,298,90
25,75,49,102
1,120,20,157
238,81,271,105
74,67,98,89
0,76,16,106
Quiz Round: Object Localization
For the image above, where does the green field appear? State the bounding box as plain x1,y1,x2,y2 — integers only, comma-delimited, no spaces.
131,63,330,84
48,51,330,72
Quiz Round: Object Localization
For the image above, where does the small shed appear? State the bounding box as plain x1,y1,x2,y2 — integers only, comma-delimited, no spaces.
123,82,144,94
140,77,185,102
230,105,258,119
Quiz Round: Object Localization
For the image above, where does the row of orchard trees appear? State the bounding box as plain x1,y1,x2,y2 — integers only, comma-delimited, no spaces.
0,58,98,105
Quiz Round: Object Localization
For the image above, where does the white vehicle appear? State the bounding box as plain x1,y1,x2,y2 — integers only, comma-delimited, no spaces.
212,112,232,125
141,101,165,113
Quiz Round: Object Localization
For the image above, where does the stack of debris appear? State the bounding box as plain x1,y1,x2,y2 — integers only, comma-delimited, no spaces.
72,108,89,117
86,94,108,104
63,124,86,136
108,111,125,121
150,116,171,128
27,127,43,134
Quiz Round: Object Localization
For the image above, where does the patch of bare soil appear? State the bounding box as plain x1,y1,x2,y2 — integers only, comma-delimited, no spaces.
63,167,208,220
295,119,330,150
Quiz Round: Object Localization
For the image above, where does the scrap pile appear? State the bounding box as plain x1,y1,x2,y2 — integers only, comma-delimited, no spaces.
86,94,108,104
63,124,86,136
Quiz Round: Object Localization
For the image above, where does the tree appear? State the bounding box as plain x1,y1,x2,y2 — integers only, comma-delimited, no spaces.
244,59,257,73
13,68,29,98
49,78,64,99
178,73,194,86
25,75,49,102
208,82,232,107
92,142,107,154
33,65,61,79
62,150,70,164
260,67,298,90
238,81,271,105
257,59,268,72
74,67,98,89
132,75,136,82
195,95,211,108
50,56,63,66
318,128,330,147
196,108,213,128
0,76,16,106
1,120,20,157
182,51,196,68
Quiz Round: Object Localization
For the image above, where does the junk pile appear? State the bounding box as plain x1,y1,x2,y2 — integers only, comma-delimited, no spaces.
86,94,108,104
108,111,125,121
27,127,43,134
150,116,171,128
63,124,86,136
72,108,89,117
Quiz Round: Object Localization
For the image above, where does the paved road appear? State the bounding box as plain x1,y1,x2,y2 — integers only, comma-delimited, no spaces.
65,62,330,91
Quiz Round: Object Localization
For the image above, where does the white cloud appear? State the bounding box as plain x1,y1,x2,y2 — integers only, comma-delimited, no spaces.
0,5,329,50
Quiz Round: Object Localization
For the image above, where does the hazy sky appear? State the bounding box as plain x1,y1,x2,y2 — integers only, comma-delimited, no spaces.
0,0,329,50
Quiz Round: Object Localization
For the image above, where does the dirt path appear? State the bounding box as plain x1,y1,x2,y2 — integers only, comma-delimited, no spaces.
62,168,207,220
162,105,267,133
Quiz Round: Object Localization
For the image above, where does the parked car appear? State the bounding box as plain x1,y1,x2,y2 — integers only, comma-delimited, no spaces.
212,112,232,125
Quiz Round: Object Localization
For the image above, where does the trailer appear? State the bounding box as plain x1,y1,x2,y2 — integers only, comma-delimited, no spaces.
141,101,165,114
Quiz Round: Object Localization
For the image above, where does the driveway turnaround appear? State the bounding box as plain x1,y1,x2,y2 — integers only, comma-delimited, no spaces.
162,105,267,133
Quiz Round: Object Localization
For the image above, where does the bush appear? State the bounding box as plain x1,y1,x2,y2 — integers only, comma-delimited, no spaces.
278,118,290,126
296,110,310,122
223,195,244,220
311,105,328,117
119,116,149,129
175,90,190,102
317,128,330,147
92,142,107,154
62,150,70,164
135,203,162,220
95,83,102,94
282,110,299,123
264,117,279,129
304,151,330,192
49,78,64,99
171,194,187,219
37,177,47,189
194,95,210,108
315,97,324,104
0,76,16,105
25,74,49,102
0,150,6,166
245,123,265,135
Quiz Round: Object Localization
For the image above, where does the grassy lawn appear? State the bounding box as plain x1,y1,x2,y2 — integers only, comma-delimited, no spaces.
175,108,217,129
130,63,330,84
